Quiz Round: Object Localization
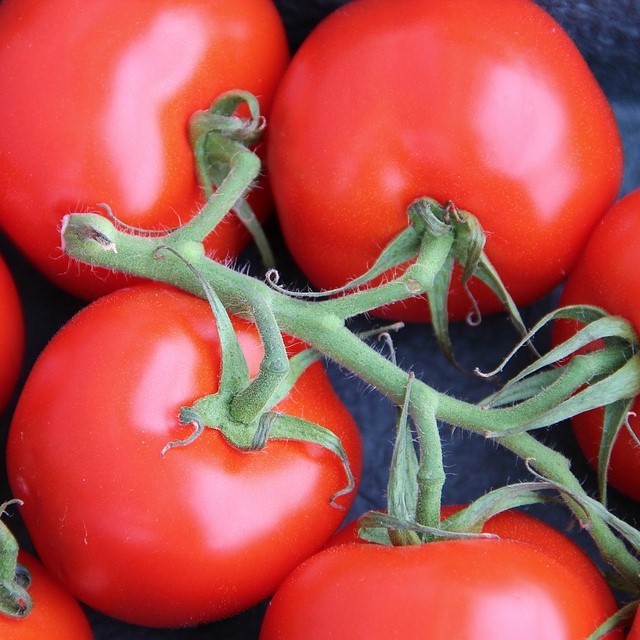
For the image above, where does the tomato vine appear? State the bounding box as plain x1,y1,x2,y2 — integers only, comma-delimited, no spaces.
59,91,640,609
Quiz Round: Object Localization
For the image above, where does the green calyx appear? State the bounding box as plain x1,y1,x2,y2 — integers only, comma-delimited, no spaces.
0,500,32,620
159,248,355,508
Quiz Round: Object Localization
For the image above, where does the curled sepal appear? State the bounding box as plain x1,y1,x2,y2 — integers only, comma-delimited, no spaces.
585,601,638,640
261,196,453,302
0,500,32,620
161,246,250,398
190,90,265,147
407,197,531,363
476,305,640,438
253,412,356,509
597,399,636,506
386,373,420,545
478,305,635,390
187,90,274,267
265,224,422,300
450,209,529,340
439,481,558,535
357,511,497,546
488,349,638,436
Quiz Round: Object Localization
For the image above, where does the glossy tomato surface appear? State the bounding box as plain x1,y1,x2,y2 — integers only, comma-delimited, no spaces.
0,251,23,414
329,505,617,603
267,0,623,322
0,0,289,299
555,189,640,502
6,284,362,627
260,539,622,640
0,552,93,640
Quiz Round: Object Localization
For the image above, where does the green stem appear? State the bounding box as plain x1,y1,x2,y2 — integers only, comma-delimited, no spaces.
172,140,261,246
411,398,445,530
230,295,288,423
61,211,640,591
0,500,31,619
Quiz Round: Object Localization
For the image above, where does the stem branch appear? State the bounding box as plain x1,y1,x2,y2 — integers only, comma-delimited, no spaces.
61,205,640,591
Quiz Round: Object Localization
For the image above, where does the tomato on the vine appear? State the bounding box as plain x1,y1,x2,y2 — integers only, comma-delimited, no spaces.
554,189,640,503
0,0,289,299
267,0,623,322
7,284,362,627
0,552,93,640
260,538,621,640
0,251,23,414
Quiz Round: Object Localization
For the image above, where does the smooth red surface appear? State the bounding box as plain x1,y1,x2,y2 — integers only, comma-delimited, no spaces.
329,505,618,606
0,552,93,640
7,284,362,627
260,539,622,639
267,0,623,322
0,252,23,414
0,0,289,299
555,189,640,502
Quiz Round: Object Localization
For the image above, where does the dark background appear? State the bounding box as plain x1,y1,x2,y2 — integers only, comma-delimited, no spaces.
1,1,639,638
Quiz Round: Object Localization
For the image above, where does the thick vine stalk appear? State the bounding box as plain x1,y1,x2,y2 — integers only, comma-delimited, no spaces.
59,91,640,597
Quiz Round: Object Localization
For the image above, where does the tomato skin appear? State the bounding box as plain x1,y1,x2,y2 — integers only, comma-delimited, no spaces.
330,505,615,598
554,189,640,502
260,538,622,640
0,252,23,414
0,0,289,299
0,552,93,640
267,0,622,322
328,505,618,614
6,284,362,627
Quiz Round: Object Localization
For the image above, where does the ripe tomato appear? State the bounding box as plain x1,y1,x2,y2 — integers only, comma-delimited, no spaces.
267,0,622,322
0,552,93,640
260,539,622,640
0,0,289,300
554,189,640,502
6,284,362,627
0,251,23,414
329,505,616,601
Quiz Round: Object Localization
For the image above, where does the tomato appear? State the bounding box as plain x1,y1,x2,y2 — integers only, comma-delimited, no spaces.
260,537,621,640
329,505,616,603
0,552,93,640
0,251,23,414
6,284,362,627
554,189,640,502
311,506,622,638
267,0,622,322
0,0,289,300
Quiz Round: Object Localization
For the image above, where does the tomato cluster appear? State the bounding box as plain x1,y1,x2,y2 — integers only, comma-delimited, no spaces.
1,0,639,638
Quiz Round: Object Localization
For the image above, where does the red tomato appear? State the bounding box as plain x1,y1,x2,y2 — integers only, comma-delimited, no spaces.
267,0,622,322
260,539,622,640
6,284,362,627
0,252,23,414
329,505,616,606
554,189,640,502
0,552,93,640
0,0,289,300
